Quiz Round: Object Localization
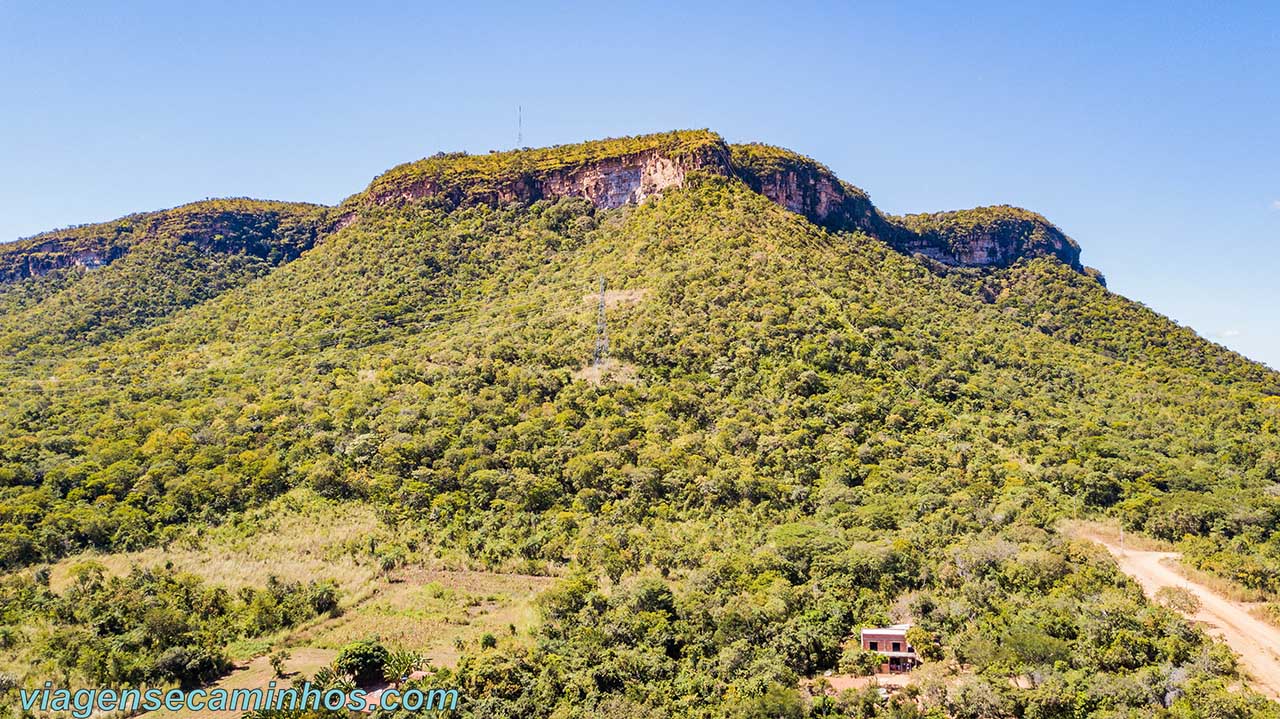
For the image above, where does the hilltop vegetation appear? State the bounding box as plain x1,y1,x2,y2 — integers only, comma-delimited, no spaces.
894,206,1084,272
0,199,329,355
0,132,1278,717
362,130,728,207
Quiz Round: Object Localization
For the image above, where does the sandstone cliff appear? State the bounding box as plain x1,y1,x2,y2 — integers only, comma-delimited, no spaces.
2,130,1094,284
361,130,732,210
893,206,1083,272
728,143,897,238
0,199,328,283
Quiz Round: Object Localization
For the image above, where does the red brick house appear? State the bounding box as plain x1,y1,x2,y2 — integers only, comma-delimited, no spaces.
859,624,919,673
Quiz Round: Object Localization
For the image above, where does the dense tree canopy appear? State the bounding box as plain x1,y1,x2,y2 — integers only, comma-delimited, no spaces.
1,146,1278,717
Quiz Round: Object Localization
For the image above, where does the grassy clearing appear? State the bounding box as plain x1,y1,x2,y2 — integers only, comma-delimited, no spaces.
27,488,553,673
46,489,383,597
1059,519,1176,552
287,568,553,666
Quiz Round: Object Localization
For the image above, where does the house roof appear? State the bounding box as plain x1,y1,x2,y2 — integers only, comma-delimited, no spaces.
860,623,912,637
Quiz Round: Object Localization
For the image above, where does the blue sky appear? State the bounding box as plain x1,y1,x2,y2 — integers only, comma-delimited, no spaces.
1,1,1276,367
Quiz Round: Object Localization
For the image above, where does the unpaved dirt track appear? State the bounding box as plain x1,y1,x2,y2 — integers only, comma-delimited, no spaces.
1084,532,1280,699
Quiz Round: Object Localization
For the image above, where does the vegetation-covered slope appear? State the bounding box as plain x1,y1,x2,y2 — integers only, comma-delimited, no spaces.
982,258,1275,387
0,199,329,353
1,134,1279,717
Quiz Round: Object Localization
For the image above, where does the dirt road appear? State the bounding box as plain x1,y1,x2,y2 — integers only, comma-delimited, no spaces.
1083,531,1280,699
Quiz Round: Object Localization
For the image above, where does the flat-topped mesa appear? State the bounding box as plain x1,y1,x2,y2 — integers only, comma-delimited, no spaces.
893,206,1084,272
4,131,1092,285
0,199,328,283
358,132,1089,276
359,133,900,236
360,130,734,211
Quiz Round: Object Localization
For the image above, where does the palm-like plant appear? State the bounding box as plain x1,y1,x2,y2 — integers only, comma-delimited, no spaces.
383,649,426,686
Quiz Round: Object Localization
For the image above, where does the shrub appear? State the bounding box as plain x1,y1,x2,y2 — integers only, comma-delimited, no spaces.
383,649,425,685
306,581,341,617
1155,586,1201,614
269,649,292,678
335,639,390,686
150,645,229,687
838,646,886,676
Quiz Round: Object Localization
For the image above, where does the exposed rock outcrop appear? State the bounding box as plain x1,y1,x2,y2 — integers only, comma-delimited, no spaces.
893,206,1083,272
361,130,733,211
0,242,127,283
2,130,1095,286
0,199,328,283
729,143,896,238
535,150,727,209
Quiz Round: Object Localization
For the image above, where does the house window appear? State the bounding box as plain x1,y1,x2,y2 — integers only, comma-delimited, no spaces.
892,642,901,652
868,641,878,651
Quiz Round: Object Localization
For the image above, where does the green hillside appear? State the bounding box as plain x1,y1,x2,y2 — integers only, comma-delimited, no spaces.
0,199,329,354
1,133,1279,717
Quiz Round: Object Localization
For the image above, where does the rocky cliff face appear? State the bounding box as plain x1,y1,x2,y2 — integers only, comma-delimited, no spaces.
361,131,733,211
3,131,1094,286
536,149,729,209
0,242,126,283
0,199,327,283
729,143,894,238
894,206,1083,272
373,146,731,210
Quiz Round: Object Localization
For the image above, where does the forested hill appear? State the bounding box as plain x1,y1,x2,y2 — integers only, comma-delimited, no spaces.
2,131,1279,716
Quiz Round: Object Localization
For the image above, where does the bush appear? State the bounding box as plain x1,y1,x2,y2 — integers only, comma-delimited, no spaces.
306,581,341,617
1155,586,1201,614
335,639,390,686
269,649,292,678
838,646,886,676
150,645,229,687
383,649,425,684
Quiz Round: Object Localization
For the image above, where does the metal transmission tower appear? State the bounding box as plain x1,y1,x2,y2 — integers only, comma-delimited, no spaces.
517,105,522,147
592,276,609,368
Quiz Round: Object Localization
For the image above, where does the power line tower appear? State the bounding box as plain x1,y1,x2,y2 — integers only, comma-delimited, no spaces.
592,276,609,368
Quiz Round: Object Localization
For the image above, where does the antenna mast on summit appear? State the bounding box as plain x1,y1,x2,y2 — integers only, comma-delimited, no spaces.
517,105,523,147
593,276,609,368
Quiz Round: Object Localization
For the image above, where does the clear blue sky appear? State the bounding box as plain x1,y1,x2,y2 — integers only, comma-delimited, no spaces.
2,1,1276,367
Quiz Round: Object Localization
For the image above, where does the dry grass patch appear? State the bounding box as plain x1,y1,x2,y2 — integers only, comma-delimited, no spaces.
1058,519,1175,552
139,648,336,719
46,489,382,596
21,487,556,689
582,287,650,309
289,568,553,667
